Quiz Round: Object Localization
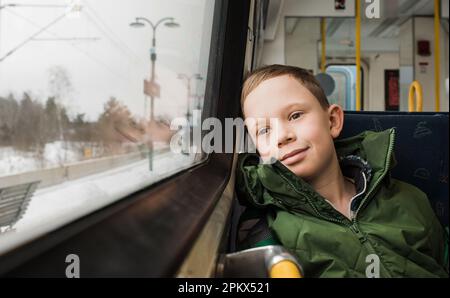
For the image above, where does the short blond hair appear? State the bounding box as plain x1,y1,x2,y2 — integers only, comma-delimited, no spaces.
241,64,330,114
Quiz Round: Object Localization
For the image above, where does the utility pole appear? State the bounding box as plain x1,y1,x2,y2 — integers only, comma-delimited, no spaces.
177,73,203,124
130,16,179,170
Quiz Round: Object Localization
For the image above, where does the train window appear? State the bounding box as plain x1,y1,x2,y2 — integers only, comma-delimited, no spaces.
326,64,364,111
0,0,216,253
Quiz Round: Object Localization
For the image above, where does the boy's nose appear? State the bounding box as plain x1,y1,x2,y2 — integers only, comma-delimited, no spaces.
277,131,296,148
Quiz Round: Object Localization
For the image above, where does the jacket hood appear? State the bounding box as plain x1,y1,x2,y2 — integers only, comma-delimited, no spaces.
236,128,396,221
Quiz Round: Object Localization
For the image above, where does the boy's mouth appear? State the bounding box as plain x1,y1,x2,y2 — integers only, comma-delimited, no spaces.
280,147,309,165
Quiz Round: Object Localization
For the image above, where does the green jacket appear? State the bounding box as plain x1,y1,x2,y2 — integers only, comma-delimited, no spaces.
236,128,448,278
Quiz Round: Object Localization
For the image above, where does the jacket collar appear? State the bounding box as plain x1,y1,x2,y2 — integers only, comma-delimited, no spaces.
236,128,396,221
339,155,371,216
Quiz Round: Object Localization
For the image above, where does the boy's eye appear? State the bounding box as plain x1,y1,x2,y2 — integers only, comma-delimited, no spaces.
257,127,270,136
289,111,303,121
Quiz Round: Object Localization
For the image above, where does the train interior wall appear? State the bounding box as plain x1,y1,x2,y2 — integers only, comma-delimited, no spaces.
258,0,449,112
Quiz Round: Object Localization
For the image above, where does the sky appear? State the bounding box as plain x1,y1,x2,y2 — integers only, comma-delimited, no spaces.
0,0,214,121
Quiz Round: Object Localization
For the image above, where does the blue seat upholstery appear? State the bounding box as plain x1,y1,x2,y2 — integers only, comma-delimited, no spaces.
340,111,449,227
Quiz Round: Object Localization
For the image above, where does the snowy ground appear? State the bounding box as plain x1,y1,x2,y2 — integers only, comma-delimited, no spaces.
0,149,202,255
0,142,83,177
0,141,166,178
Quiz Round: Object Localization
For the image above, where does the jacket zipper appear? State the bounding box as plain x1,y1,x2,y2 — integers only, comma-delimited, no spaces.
349,128,396,277
354,128,396,219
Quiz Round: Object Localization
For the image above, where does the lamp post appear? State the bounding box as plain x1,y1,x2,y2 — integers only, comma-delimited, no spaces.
177,73,203,124
195,94,204,110
130,16,179,122
130,16,179,171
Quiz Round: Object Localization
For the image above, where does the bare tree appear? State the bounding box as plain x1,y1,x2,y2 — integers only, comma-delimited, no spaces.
47,65,74,163
48,65,74,106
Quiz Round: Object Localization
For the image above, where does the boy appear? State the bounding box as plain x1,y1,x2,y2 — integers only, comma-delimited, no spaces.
236,64,448,277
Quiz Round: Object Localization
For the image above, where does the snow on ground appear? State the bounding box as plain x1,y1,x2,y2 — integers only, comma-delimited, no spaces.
42,141,81,165
0,150,201,255
0,147,37,177
0,142,82,177
0,141,167,177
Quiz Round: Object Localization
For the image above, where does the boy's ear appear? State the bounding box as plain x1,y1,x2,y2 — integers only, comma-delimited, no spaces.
327,104,344,139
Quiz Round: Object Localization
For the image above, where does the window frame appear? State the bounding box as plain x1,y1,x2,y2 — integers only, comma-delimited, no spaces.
0,0,251,277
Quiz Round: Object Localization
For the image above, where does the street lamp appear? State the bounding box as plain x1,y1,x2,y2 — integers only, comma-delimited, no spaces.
130,16,179,171
177,73,203,123
129,16,179,122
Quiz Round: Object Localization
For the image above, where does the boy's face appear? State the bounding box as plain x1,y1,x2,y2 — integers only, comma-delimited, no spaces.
243,75,342,181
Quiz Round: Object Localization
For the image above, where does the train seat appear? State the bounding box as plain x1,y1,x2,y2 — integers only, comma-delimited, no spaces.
341,111,449,228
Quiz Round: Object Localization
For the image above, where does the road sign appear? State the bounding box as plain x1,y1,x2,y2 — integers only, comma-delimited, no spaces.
144,79,160,98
